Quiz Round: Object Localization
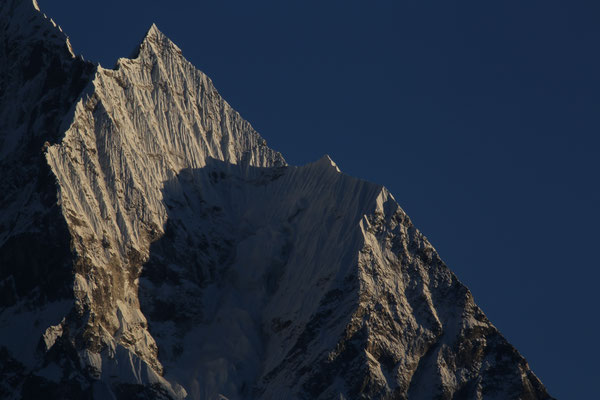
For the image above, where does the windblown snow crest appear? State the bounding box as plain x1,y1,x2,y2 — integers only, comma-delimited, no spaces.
0,1,554,399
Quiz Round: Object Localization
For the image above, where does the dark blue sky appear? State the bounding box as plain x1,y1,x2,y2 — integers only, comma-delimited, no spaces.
40,1,599,398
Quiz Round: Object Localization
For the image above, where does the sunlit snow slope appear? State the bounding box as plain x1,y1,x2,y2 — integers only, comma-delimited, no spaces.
0,1,554,399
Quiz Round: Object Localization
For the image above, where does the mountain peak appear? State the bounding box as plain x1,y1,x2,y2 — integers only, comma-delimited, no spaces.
125,22,183,63
314,154,342,173
0,3,554,399
137,22,182,58
145,22,161,39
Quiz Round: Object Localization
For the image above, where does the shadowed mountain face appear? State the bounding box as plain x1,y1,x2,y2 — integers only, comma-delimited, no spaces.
0,1,95,396
0,1,554,399
140,159,552,400
0,0,93,308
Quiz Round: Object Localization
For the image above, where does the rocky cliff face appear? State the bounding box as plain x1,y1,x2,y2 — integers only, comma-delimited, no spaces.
0,1,554,399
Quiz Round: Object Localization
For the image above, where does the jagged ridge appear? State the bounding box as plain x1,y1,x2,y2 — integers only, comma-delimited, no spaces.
0,1,554,399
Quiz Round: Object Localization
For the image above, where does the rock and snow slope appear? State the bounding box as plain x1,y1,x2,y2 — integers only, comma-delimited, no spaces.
0,1,554,399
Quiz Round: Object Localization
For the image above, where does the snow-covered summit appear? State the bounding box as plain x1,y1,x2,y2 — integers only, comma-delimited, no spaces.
0,2,554,399
144,23,169,45
312,154,342,173
124,23,183,64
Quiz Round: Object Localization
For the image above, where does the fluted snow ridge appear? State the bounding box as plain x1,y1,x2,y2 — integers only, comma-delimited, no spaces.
44,23,284,397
